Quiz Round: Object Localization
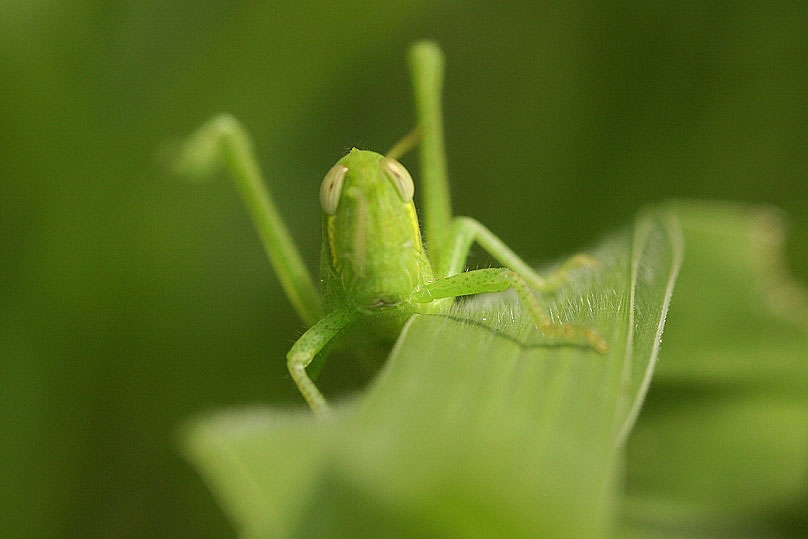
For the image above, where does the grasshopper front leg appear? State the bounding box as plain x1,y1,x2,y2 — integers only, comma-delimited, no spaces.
440,216,596,295
413,268,608,353
287,309,353,415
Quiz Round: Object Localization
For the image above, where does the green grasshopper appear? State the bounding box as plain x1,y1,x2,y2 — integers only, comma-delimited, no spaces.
176,41,606,415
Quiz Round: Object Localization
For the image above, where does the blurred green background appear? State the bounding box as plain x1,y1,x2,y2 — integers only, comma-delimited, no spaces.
1,2,806,537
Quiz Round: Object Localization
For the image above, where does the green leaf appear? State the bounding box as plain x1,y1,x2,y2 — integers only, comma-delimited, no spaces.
182,208,683,538
620,202,808,538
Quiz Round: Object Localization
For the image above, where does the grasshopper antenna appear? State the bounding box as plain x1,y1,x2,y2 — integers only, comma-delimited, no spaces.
385,126,422,161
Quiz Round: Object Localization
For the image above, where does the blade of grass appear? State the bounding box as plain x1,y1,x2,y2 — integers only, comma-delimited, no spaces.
182,207,683,538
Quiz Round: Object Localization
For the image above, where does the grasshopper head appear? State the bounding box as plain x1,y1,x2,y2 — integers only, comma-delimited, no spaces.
320,149,426,312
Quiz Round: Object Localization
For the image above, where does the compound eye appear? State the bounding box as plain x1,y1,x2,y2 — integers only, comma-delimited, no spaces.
319,163,348,215
380,157,414,202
